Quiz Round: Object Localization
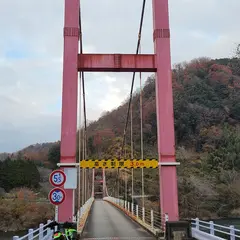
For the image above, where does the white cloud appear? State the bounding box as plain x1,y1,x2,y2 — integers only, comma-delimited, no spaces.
0,0,240,152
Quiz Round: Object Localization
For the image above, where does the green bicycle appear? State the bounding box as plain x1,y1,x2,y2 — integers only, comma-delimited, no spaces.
48,221,78,240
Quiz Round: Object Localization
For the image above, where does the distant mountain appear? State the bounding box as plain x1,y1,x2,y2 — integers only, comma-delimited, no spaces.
0,142,59,166
19,142,58,155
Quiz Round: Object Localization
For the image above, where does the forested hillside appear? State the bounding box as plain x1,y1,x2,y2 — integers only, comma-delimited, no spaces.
1,56,240,231
82,57,240,219
0,154,54,231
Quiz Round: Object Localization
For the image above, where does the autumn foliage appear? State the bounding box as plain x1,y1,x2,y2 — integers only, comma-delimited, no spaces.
0,188,53,231
2,56,240,227
78,57,240,219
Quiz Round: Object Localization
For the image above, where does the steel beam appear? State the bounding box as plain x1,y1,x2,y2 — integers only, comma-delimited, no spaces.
78,54,156,72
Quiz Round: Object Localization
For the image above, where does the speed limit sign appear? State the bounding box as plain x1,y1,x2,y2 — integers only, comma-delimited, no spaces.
49,170,66,187
49,188,65,205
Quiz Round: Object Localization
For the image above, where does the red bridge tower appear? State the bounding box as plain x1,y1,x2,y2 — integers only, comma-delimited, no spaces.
58,0,179,222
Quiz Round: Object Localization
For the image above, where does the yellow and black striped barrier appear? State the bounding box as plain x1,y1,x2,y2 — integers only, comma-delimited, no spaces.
79,159,158,169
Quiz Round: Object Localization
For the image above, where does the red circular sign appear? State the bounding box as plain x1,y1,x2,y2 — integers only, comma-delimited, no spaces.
49,170,66,187
48,188,66,205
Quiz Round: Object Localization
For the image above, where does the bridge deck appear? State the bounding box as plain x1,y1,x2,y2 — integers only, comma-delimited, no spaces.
82,200,155,239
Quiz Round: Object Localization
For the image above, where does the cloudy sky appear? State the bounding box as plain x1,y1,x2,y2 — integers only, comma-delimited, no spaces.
0,0,239,152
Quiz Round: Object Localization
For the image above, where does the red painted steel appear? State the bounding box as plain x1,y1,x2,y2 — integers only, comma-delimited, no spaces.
152,0,179,221
59,0,179,224
78,54,156,72
102,169,106,197
92,169,95,197
59,0,79,222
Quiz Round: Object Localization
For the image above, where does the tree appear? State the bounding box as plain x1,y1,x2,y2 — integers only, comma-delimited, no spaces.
103,137,136,159
88,136,95,156
236,44,240,58
48,143,60,169
205,125,240,172
0,158,40,192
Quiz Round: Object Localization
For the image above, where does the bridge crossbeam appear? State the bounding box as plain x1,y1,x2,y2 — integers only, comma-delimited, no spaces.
78,53,157,72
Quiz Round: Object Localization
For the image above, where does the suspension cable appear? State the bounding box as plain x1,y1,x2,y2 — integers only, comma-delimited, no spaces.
112,0,147,200
124,147,127,202
84,132,87,202
139,43,145,208
82,128,85,205
79,2,87,167
79,6,87,133
120,0,147,156
78,71,82,212
79,1,88,205
131,102,134,204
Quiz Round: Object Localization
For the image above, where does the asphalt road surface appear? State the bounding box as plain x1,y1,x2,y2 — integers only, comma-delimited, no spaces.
82,200,155,240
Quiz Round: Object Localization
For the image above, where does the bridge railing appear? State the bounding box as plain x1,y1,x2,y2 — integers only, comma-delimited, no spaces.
77,197,94,235
13,220,53,240
192,218,240,240
103,196,167,236
12,197,94,240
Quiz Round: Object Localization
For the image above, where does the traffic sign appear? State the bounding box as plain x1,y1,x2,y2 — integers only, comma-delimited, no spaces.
80,159,158,169
49,170,66,187
49,188,66,205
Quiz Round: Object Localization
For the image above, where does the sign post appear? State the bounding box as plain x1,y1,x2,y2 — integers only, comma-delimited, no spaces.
55,206,59,231
49,169,67,222
55,206,58,221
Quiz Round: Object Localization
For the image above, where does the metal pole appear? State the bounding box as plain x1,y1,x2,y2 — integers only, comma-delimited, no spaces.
82,131,85,205
55,206,58,221
125,172,127,201
117,170,120,199
124,148,127,202
84,132,87,202
102,169,105,197
139,48,144,208
72,190,75,220
55,206,58,231
78,72,82,215
131,102,134,204
92,169,95,197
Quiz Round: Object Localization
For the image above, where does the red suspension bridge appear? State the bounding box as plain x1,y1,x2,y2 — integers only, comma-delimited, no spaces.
55,0,179,238
59,0,178,223
11,0,240,240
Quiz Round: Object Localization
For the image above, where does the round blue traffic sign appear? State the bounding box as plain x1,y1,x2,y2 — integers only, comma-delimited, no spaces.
49,188,65,205
49,170,66,187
